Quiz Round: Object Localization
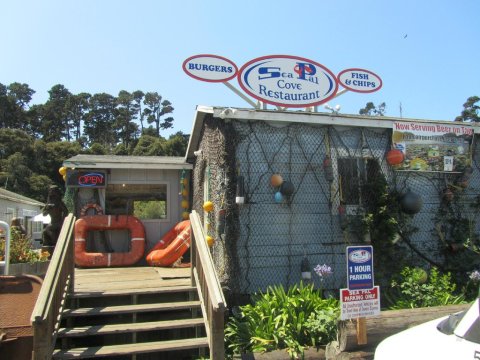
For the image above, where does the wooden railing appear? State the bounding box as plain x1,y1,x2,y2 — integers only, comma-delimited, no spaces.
31,214,76,360
190,210,227,360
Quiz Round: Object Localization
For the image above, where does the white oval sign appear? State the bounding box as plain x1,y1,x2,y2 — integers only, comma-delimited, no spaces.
238,55,338,108
183,54,238,83
348,249,372,263
337,68,382,93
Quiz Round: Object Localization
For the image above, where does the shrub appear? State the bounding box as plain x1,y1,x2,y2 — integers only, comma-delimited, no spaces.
386,266,465,309
224,282,339,359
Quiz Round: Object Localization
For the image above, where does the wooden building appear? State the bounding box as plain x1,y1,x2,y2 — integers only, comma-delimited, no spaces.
62,155,193,256
186,106,480,298
0,187,44,241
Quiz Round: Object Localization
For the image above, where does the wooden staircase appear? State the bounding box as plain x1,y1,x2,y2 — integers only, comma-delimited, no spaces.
31,211,226,360
52,267,209,360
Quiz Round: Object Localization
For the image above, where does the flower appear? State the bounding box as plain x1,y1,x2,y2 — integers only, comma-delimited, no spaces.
314,264,333,278
469,270,480,282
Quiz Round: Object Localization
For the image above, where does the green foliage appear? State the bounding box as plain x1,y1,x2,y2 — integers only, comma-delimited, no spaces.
357,164,415,286
386,267,466,309
224,283,339,359
455,96,480,122
134,200,166,219
359,102,386,116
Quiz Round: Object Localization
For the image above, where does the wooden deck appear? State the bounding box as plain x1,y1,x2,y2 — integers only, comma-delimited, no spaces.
72,266,194,297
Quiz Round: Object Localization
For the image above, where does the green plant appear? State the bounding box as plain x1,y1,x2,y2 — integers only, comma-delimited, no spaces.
224,282,339,359
0,231,49,264
386,267,466,309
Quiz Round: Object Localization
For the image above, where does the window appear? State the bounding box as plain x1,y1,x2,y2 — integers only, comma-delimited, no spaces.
105,183,168,220
337,158,381,207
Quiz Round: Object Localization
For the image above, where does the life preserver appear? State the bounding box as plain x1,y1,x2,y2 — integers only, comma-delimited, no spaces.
75,215,145,267
146,220,191,267
80,203,103,217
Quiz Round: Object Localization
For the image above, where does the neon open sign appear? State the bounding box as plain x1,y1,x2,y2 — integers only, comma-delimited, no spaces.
67,171,106,188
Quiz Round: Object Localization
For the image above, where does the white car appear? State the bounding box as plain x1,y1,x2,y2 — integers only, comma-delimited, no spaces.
375,298,480,360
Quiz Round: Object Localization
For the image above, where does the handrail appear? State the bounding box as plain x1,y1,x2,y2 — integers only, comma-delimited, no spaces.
190,210,226,360
0,221,11,275
30,213,76,360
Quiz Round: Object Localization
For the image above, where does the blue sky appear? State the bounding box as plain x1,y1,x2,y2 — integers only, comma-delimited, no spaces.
1,0,479,137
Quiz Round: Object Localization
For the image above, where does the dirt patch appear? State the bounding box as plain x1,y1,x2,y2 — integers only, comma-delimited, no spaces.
233,348,375,359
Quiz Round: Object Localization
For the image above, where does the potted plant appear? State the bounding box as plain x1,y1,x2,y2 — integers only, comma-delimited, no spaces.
0,230,50,276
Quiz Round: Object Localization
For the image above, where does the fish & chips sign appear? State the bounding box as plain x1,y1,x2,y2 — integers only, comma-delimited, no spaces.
182,54,382,108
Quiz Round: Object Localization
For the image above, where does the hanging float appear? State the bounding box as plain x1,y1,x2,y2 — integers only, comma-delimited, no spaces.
386,149,404,166
75,215,145,267
79,203,104,217
146,220,191,267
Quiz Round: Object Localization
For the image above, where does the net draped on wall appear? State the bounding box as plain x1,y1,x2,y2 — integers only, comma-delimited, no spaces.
193,115,480,297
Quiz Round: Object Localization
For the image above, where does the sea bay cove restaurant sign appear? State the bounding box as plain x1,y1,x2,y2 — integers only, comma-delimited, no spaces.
183,54,382,108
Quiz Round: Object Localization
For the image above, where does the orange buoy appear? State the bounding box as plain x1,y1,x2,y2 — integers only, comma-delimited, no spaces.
386,149,404,165
270,174,283,187
146,220,191,267
74,215,145,267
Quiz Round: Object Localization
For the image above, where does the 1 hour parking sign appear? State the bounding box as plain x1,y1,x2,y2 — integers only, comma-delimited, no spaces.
347,246,374,290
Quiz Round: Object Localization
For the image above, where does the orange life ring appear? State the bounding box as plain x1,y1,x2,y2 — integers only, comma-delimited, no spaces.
146,220,191,267
75,215,145,267
80,203,104,217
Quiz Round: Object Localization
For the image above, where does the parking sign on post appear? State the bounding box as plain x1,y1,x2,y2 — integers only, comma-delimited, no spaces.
347,245,374,290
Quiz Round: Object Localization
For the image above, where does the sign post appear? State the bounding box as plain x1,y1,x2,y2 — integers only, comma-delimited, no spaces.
341,245,379,345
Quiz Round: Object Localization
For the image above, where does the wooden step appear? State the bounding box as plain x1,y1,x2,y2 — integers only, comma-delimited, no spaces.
70,285,197,299
52,337,209,359
58,318,205,338
62,300,201,317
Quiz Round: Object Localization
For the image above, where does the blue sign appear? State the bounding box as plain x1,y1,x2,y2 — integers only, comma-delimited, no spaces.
347,245,374,290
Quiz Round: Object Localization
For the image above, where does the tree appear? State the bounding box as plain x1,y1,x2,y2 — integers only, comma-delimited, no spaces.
132,135,166,156
455,96,480,122
84,93,118,148
163,131,189,156
65,92,91,141
359,102,386,116
143,92,174,137
0,152,33,194
41,84,73,141
1,82,35,130
116,90,139,148
132,90,145,132
0,128,35,160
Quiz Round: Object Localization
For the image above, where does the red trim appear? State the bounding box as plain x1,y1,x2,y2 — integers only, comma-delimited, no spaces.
182,54,238,83
337,68,383,93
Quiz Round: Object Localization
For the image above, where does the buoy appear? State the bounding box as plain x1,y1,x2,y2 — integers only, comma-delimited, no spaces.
400,190,423,214
182,211,190,220
203,201,214,212
181,200,190,209
206,235,215,247
386,149,404,165
270,174,283,187
280,181,294,196
274,191,283,203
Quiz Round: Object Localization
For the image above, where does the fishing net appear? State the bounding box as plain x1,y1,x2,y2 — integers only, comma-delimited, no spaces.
193,114,480,298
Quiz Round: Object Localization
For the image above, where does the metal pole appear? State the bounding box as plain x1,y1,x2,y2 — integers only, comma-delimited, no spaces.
0,220,11,275
222,82,258,108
